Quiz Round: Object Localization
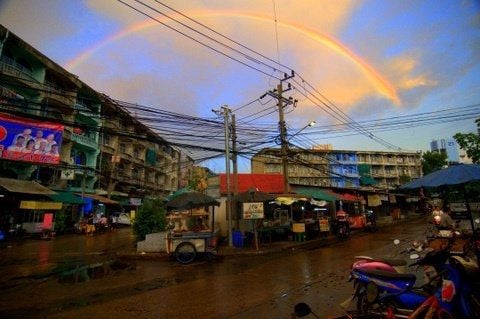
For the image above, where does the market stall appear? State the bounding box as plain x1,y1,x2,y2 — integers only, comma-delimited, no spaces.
165,191,220,264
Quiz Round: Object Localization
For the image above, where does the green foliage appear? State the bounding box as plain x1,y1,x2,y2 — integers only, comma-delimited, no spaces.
453,131,480,164
132,198,167,241
399,174,411,185
54,211,67,233
422,151,448,175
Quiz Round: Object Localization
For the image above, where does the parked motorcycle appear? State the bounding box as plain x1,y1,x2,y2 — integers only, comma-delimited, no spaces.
349,239,427,276
364,209,377,232
351,240,480,318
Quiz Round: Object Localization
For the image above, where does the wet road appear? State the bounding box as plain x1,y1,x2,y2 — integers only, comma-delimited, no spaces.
0,217,430,319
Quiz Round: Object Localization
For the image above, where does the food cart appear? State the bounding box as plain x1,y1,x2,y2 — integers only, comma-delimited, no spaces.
165,191,220,264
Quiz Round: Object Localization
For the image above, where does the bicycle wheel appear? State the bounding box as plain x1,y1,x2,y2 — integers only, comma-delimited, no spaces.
175,242,197,264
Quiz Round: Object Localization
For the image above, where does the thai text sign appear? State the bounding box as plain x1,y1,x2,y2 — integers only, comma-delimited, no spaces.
292,223,305,233
242,202,264,219
0,114,63,164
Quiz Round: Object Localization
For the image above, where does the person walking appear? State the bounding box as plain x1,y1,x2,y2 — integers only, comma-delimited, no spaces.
86,213,95,236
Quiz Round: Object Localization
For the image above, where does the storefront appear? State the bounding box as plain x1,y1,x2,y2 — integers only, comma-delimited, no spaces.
0,177,60,236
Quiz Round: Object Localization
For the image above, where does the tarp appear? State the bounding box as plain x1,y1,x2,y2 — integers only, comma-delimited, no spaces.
292,187,339,202
400,164,480,189
49,191,86,204
275,196,309,206
0,177,56,195
77,193,118,205
166,191,220,210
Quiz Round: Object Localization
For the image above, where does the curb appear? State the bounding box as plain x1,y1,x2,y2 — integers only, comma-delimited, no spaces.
119,214,426,261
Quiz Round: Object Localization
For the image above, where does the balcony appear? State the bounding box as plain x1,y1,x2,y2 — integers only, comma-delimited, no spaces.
43,81,75,106
0,57,40,88
71,133,98,150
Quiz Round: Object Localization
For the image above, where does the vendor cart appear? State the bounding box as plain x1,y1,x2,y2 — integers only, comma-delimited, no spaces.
165,191,220,264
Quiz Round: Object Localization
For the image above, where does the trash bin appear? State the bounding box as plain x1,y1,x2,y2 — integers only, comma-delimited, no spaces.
233,230,244,248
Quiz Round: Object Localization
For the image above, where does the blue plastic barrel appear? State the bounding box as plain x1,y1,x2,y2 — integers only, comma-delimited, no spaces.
232,230,244,248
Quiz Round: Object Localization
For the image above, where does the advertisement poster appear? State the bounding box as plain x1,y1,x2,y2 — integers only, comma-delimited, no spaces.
242,202,264,219
0,114,63,164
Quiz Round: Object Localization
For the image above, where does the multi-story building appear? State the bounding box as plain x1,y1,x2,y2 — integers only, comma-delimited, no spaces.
0,25,188,220
251,147,422,190
430,138,471,164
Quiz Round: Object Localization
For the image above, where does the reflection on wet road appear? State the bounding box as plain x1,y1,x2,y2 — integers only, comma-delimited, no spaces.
0,217,429,319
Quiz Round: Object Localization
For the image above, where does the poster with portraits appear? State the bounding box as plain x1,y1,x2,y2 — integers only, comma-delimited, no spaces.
0,114,63,164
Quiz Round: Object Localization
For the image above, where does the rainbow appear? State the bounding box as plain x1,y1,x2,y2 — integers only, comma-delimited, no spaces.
66,10,400,105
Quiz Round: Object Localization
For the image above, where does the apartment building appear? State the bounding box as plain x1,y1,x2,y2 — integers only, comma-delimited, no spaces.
0,24,187,200
251,147,422,190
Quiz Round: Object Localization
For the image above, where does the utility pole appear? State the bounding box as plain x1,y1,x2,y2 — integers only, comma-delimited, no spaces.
264,71,295,193
213,106,233,247
231,114,239,229
277,82,289,193
222,106,233,247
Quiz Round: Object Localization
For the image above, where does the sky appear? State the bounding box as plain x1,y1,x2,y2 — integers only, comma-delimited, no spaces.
1,0,479,173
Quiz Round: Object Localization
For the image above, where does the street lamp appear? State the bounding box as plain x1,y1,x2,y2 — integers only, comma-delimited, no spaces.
282,120,316,193
287,121,316,142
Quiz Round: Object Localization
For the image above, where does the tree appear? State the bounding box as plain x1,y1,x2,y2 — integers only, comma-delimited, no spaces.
399,174,411,185
453,130,480,164
421,151,448,175
132,198,167,241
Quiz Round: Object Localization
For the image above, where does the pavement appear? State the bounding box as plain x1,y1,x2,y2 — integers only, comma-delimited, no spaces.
218,213,426,256
120,213,427,260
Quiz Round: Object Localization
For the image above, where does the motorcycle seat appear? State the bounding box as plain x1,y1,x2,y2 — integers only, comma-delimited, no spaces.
356,268,416,282
355,256,407,266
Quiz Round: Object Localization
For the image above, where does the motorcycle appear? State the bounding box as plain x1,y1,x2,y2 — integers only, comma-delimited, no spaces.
350,239,427,275
351,241,480,318
364,209,377,232
331,218,350,240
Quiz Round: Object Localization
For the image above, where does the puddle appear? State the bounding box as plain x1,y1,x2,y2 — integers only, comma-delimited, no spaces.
57,258,134,284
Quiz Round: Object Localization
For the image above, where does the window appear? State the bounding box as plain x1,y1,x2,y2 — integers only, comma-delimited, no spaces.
103,134,110,146
119,143,126,154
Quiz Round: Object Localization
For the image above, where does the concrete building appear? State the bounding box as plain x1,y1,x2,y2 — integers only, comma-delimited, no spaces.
251,147,422,190
0,24,190,231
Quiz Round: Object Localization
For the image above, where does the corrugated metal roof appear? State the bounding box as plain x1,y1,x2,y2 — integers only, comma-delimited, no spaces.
0,177,56,195
219,173,285,194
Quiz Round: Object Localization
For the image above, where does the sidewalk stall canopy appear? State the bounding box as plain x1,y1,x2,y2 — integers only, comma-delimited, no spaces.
0,177,60,236
165,191,220,264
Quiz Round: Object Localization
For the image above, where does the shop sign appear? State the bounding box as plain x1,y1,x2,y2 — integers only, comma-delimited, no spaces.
367,194,381,207
20,201,62,210
61,169,75,180
130,198,142,206
43,213,54,230
292,223,305,233
243,202,264,219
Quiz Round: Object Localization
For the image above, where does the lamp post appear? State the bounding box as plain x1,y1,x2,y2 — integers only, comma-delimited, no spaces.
287,121,316,142
282,120,316,192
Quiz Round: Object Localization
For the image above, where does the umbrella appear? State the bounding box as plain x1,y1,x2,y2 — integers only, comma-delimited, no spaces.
166,191,220,210
400,164,480,189
399,164,480,230
231,189,275,203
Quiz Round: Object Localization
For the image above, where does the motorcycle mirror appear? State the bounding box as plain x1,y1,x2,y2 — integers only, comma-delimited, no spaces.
393,239,400,245
294,303,314,317
410,253,420,260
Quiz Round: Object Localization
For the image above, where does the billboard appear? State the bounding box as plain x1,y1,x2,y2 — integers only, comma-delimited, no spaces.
0,114,63,164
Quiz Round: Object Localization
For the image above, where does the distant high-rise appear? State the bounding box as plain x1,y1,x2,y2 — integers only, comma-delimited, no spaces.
430,138,471,163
